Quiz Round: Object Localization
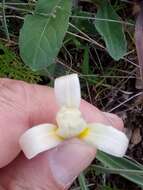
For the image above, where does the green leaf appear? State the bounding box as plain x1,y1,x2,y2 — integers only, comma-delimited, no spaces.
96,151,143,187
19,0,72,70
92,165,143,175
35,0,62,14
94,0,127,60
71,10,97,35
78,173,89,190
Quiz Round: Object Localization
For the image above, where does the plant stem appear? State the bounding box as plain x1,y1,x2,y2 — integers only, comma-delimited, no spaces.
0,4,33,13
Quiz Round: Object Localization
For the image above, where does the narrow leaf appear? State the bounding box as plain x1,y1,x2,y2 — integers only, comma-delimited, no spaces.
96,151,143,187
78,173,89,190
94,0,127,60
92,165,143,175
19,0,72,70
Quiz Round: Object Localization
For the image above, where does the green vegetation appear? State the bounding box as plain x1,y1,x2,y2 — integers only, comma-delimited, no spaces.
0,0,143,189
0,43,41,83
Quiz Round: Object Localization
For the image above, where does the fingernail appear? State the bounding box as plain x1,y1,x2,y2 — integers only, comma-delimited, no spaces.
48,138,96,188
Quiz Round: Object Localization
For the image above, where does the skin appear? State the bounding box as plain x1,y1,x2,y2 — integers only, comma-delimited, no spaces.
0,78,124,190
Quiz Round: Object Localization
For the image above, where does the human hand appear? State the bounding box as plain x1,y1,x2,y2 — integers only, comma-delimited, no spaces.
0,79,123,190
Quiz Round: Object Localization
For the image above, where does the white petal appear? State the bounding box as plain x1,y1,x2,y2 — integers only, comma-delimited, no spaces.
54,74,81,108
19,124,63,159
81,123,129,157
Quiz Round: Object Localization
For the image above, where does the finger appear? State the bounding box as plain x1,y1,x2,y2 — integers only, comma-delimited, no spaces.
0,79,30,168
102,112,124,131
80,100,123,131
0,139,96,190
0,79,123,168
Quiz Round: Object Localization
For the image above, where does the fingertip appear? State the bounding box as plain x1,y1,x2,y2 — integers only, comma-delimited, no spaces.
80,100,124,131
102,112,124,131
48,138,96,189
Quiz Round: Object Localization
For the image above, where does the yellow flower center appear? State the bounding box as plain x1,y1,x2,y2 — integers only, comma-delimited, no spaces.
78,128,90,139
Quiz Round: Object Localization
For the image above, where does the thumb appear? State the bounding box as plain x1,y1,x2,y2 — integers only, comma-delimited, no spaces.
0,138,96,190
48,138,96,189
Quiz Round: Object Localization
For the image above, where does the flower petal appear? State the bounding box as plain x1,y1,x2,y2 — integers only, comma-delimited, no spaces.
54,74,81,108
80,123,129,157
19,124,63,159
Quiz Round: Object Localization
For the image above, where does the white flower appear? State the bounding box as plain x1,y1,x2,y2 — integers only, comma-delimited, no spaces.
19,74,129,159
